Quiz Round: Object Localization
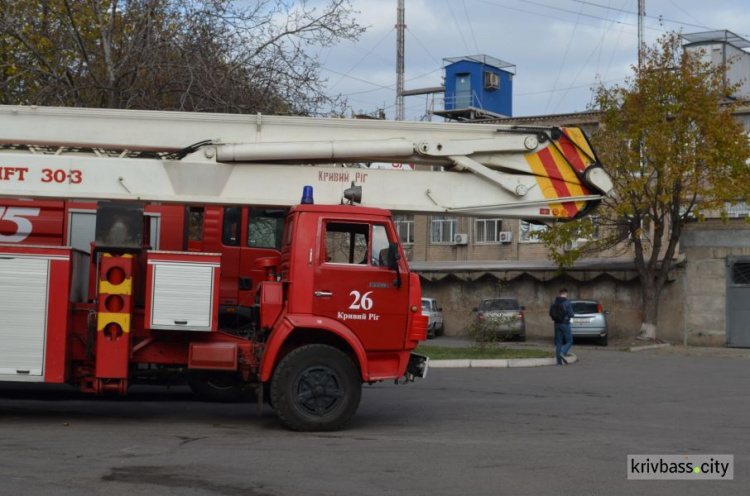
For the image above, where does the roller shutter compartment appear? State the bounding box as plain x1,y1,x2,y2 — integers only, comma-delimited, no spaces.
0,257,49,377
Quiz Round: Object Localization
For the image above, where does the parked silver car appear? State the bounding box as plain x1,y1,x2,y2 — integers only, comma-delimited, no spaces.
474,298,526,341
421,298,444,339
570,300,609,346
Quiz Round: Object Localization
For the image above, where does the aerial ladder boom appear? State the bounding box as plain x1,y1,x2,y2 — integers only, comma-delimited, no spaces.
0,105,613,220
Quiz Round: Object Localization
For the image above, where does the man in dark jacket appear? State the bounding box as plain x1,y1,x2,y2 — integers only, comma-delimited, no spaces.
549,288,575,365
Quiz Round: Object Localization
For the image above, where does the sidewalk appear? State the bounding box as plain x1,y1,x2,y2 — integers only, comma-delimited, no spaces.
420,335,750,369
419,336,575,368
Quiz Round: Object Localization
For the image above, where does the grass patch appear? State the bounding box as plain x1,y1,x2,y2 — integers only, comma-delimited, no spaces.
415,346,553,360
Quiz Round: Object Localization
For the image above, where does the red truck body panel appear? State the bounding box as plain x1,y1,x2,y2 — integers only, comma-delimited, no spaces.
0,199,425,399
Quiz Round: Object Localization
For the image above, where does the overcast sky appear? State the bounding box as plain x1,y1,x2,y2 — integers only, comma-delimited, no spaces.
314,0,750,120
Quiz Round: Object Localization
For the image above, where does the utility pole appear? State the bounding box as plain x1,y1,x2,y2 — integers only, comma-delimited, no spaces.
396,0,405,121
638,0,645,71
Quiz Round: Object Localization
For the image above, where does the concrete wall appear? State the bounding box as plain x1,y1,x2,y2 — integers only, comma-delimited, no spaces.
418,220,750,346
681,220,750,346
421,274,645,340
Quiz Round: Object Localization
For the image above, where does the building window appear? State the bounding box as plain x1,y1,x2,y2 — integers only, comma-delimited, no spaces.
393,215,414,245
735,114,750,132
519,220,546,243
732,262,750,286
430,215,457,244
725,201,750,218
474,218,504,243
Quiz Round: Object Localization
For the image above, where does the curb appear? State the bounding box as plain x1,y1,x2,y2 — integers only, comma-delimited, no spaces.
430,354,577,369
628,343,671,352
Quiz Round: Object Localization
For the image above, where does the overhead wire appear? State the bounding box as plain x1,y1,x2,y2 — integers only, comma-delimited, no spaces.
461,0,482,53
445,0,472,54
406,27,442,67
545,1,585,114
327,28,396,92
554,0,635,113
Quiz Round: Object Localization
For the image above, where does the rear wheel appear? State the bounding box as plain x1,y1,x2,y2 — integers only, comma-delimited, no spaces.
271,344,362,432
597,335,609,347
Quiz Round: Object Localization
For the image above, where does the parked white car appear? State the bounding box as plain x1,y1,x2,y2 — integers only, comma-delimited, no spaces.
421,298,444,338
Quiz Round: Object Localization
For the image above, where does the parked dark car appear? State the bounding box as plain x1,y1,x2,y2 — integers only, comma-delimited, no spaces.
473,298,526,341
570,300,609,346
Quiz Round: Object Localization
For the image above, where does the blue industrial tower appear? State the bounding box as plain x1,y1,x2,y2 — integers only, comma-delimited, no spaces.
433,55,515,121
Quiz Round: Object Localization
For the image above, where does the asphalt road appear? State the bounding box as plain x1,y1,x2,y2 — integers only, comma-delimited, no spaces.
1,347,748,496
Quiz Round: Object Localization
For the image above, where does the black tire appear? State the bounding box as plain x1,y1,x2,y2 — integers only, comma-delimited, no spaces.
516,333,526,342
427,324,436,339
187,370,246,403
597,335,609,347
270,344,362,432
436,323,445,337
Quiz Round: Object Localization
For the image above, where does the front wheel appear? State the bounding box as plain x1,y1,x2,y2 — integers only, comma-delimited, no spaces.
270,344,362,432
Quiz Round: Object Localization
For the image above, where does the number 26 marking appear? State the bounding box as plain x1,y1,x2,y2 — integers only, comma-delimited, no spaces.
349,291,373,310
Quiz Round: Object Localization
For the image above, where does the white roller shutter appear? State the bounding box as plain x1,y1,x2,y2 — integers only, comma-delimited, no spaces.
150,262,214,331
0,257,49,377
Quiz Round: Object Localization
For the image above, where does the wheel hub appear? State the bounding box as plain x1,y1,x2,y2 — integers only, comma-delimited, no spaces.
295,366,344,417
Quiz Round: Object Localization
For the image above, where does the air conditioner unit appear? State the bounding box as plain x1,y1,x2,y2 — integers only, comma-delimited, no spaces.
454,233,469,245
483,71,500,90
498,231,513,243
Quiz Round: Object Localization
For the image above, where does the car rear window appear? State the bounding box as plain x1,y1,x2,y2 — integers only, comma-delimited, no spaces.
572,301,599,314
480,299,519,311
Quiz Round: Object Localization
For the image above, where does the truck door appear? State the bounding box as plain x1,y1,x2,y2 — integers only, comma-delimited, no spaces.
238,208,286,306
195,206,242,306
312,220,409,351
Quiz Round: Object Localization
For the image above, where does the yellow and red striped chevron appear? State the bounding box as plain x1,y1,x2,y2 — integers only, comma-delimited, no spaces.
525,128,596,219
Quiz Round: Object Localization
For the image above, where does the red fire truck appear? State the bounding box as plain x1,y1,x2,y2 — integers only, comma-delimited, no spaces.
0,105,612,430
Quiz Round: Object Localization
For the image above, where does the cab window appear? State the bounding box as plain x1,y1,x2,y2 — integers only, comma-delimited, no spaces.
324,222,392,267
187,207,204,242
325,222,369,264
370,224,390,267
222,207,241,246
247,208,285,250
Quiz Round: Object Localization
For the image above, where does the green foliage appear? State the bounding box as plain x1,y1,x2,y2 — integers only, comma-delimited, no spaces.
540,31,750,331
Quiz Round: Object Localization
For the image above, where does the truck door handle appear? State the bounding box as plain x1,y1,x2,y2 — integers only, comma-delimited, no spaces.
314,291,333,297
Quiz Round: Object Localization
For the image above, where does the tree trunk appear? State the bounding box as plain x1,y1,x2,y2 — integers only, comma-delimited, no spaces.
638,281,661,340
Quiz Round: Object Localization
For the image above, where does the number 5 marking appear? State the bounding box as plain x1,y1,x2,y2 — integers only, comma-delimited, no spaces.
0,207,40,242
349,290,374,310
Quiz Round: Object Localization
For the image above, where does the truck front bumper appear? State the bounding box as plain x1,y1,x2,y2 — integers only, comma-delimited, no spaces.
406,353,429,380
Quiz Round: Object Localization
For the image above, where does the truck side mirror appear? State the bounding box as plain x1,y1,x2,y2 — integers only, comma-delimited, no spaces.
387,242,402,289
387,242,401,271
